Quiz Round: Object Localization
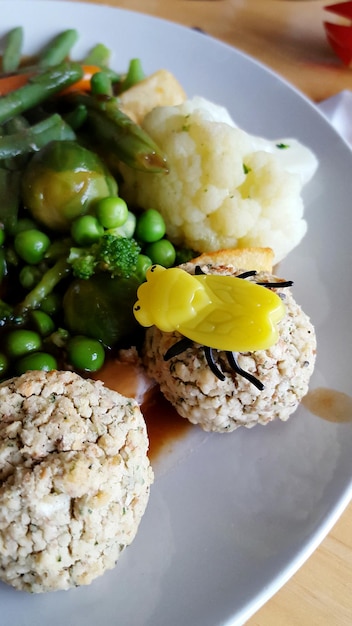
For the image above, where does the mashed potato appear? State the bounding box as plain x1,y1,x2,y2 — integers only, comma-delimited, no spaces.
121,97,318,264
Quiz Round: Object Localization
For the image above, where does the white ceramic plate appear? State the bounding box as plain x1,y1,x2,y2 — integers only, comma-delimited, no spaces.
1,2,352,625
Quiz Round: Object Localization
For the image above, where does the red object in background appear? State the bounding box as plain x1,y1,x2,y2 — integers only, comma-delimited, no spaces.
324,2,352,65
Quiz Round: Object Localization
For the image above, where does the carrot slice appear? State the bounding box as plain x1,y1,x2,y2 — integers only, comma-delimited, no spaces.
0,64,102,98
0,72,34,96
59,65,102,94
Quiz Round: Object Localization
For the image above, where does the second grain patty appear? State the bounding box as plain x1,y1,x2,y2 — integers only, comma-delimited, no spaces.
142,263,316,432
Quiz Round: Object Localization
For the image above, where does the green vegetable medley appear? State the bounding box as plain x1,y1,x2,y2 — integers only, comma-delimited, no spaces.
0,28,196,379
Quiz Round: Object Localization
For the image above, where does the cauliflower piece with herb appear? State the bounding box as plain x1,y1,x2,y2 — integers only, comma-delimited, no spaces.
0,370,153,593
120,97,318,264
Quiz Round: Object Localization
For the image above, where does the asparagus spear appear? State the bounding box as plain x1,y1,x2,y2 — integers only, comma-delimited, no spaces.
66,92,168,173
17,257,71,313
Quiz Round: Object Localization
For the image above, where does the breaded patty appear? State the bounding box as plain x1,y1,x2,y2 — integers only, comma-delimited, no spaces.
0,370,153,593
142,263,316,432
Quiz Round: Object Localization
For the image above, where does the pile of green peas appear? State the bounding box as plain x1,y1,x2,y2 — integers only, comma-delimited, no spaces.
0,195,179,380
70,198,176,269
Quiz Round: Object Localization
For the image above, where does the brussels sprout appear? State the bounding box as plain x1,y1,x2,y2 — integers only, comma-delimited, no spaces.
21,140,117,231
63,273,140,348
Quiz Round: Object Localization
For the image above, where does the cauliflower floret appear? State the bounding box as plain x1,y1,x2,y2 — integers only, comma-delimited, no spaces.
121,97,318,264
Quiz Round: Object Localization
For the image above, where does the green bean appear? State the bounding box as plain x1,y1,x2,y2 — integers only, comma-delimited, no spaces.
3,115,29,134
0,168,21,233
0,62,83,124
64,104,87,130
83,44,121,82
18,257,71,313
67,92,168,172
38,29,79,67
84,43,111,67
3,116,30,170
90,71,112,96
0,113,75,160
2,27,23,73
119,58,145,93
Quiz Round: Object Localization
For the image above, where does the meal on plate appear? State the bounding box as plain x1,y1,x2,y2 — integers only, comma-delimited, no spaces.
0,27,317,591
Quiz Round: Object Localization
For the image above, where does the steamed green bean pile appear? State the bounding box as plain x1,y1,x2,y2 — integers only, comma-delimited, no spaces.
0,28,194,380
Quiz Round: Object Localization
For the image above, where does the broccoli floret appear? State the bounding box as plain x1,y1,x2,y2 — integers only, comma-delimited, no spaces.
68,248,97,280
68,234,141,280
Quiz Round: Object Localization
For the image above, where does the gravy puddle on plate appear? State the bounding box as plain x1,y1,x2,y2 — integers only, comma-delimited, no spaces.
93,358,192,460
303,387,352,423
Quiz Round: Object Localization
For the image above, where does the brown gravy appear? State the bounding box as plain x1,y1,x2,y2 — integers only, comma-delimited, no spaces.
302,387,352,424
93,358,192,461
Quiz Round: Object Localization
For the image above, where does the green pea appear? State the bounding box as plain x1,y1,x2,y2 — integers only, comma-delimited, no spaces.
30,310,55,337
15,352,58,375
71,215,104,245
4,329,42,359
107,211,136,239
40,292,61,315
135,254,152,281
14,229,51,264
145,239,176,268
67,335,105,372
96,196,128,229
0,352,8,375
12,218,37,235
19,265,43,290
135,208,166,243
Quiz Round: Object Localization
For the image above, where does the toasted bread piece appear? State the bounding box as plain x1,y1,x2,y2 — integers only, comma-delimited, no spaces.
187,247,274,272
118,69,186,125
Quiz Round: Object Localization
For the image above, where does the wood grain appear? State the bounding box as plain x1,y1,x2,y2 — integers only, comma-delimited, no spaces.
77,0,352,101
69,1,352,623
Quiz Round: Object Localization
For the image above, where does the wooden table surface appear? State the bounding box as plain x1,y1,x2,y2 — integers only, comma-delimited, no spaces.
76,1,351,624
